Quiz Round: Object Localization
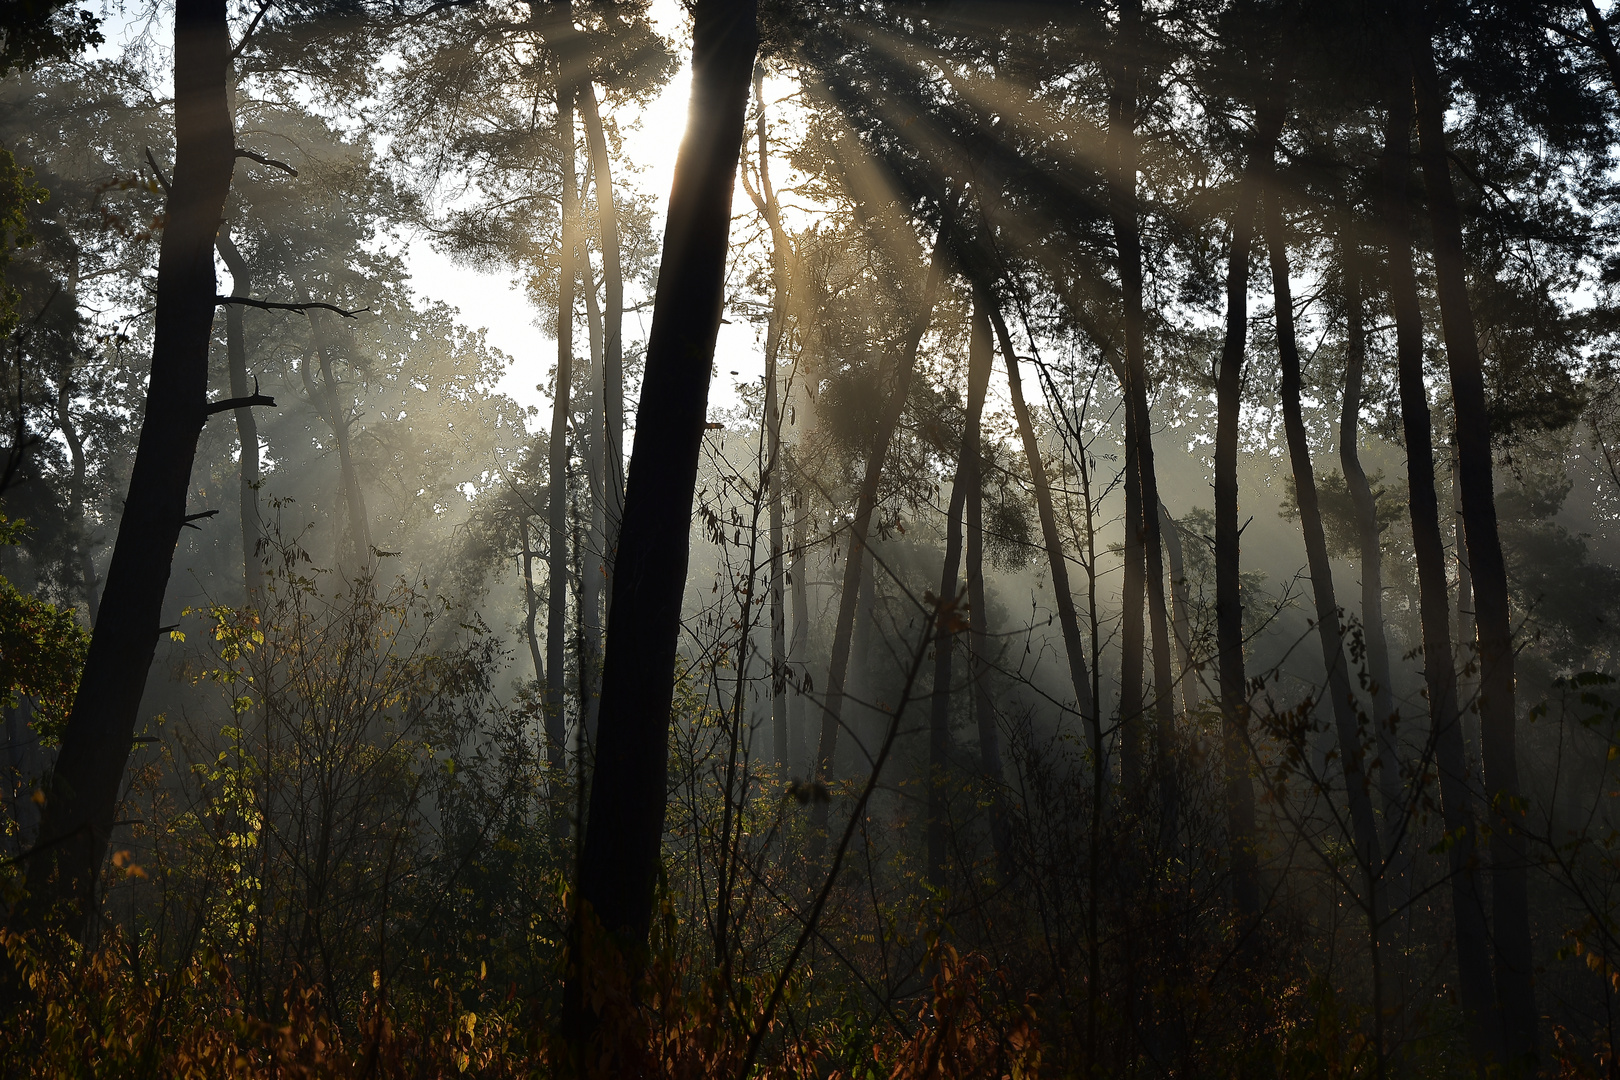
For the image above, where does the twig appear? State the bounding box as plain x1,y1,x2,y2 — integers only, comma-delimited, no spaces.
143,147,171,195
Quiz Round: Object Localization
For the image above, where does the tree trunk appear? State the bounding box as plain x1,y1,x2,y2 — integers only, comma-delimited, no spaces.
1109,0,1176,818
1338,235,1402,879
789,497,810,773
927,294,992,888
1120,405,1145,794
1159,504,1195,718
1380,76,1499,1064
811,206,953,841
54,378,98,623
963,293,1007,866
579,84,625,536
751,68,791,771
983,293,1096,727
581,243,605,741
299,305,371,567
17,0,235,932
215,229,261,602
546,57,577,776
570,0,758,968
520,515,545,688
1267,194,1391,1052
1408,16,1537,1063
1215,95,1284,919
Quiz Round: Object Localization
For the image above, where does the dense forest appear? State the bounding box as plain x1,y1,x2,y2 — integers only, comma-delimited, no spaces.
5,0,1620,1074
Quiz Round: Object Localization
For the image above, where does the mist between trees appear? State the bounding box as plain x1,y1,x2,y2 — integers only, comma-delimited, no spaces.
6,0,1620,1076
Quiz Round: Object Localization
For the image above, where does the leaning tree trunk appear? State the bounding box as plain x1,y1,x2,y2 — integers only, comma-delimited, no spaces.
926,291,992,887
1408,14,1537,1063
1214,95,1284,919
569,0,759,979
1267,194,1391,1051
810,206,953,849
1380,75,1498,1065
546,60,578,777
983,293,1097,728
17,0,236,933
1338,234,1402,884
216,228,261,601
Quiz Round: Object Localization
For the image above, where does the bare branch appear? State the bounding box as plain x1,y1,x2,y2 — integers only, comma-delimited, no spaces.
143,147,171,196
180,510,220,530
207,376,277,416
231,0,275,59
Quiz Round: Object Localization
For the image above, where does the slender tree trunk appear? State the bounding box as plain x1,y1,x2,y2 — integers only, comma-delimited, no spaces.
216,229,260,602
1408,17,1537,1064
520,516,545,687
927,297,992,887
1109,0,1176,818
547,57,577,776
1339,235,1402,878
55,379,98,623
789,498,810,773
582,246,605,740
811,206,953,844
751,68,791,771
570,0,758,973
1120,406,1145,794
1214,95,1284,919
1267,194,1391,1060
17,0,235,932
1380,76,1499,1064
579,84,625,536
300,305,371,567
963,293,1007,867
983,293,1096,726
1159,504,1195,718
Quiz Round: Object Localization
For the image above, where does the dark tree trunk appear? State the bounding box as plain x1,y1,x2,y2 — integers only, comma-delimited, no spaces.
1215,96,1285,919
983,294,1096,727
299,305,371,567
216,229,261,602
789,501,810,773
1120,405,1145,793
547,58,577,775
927,291,992,887
580,84,625,536
520,515,546,688
581,248,605,739
1267,195,1391,1053
570,0,758,967
811,207,953,841
1408,16,1537,1063
1379,78,1498,1065
1338,235,1402,876
17,0,235,931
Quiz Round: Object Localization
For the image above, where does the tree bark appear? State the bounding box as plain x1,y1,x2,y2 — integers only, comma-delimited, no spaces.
546,53,577,776
983,293,1097,727
570,0,758,965
581,242,605,740
811,206,953,835
1267,195,1390,1042
789,499,810,773
1408,15,1537,1063
54,377,98,623
1214,94,1285,919
17,0,235,932
1379,77,1499,1065
215,228,261,602
1120,403,1146,793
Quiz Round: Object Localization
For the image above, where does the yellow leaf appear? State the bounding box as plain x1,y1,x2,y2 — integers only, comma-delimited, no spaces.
30,789,45,806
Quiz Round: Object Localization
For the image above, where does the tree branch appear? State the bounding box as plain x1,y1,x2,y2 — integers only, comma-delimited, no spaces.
216,296,367,318
181,510,219,530
235,147,298,176
231,0,275,59
143,147,171,196
207,376,277,416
